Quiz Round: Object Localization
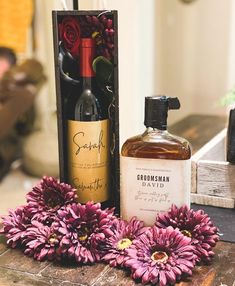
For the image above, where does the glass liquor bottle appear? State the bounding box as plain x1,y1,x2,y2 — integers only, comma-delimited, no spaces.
66,38,110,206
121,96,191,225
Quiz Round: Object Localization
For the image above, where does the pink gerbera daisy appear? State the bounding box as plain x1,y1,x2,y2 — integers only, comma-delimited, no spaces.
26,176,77,219
155,204,219,263
55,202,115,264
125,226,196,286
102,217,148,267
0,206,32,248
24,220,61,261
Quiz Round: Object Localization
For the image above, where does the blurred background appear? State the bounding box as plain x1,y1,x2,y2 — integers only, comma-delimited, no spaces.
0,0,234,212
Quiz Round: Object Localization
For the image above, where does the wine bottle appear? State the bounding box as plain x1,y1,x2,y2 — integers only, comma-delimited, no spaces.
67,38,110,206
121,96,191,225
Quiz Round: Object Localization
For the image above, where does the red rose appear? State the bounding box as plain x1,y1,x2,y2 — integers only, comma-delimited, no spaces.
59,16,81,58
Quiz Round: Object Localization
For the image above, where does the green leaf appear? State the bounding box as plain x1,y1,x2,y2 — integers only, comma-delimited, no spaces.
220,88,235,106
92,56,113,84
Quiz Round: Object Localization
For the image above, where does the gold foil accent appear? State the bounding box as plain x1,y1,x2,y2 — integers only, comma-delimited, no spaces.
67,119,110,203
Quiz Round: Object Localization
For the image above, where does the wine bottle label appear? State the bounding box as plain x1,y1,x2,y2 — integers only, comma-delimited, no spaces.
67,119,110,203
120,156,191,225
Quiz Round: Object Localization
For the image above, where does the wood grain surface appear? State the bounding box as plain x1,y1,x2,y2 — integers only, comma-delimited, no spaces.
197,160,235,196
169,114,227,154
172,115,235,208
0,237,234,286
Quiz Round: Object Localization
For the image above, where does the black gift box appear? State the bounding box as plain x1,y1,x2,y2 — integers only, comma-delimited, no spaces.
52,10,119,208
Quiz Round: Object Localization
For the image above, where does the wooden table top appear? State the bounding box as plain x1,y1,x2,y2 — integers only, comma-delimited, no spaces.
169,114,227,154
0,236,234,286
0,114,234,286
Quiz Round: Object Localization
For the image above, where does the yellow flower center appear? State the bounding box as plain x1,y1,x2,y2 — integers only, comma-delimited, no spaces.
78,234,88,242
117,238,132,250
78,227,89,242
48,233,58,245
181,229,192,238
151,251,168,263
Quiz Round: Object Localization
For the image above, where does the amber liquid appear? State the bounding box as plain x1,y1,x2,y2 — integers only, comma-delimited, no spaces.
121,128,191,160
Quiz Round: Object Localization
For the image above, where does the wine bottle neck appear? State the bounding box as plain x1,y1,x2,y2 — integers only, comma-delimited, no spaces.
82,77,93,90
80,38,95,77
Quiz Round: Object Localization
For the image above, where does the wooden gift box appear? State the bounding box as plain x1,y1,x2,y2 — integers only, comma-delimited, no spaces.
52,10,119,208
191,128,235,208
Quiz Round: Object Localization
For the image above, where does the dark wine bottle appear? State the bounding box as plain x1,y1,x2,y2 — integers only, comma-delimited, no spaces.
67,38,110,206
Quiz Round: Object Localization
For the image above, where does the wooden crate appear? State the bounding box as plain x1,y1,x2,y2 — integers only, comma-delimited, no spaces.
191,128,235,208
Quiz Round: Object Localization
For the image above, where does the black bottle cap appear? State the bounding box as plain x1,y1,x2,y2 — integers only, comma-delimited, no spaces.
144,96,180,130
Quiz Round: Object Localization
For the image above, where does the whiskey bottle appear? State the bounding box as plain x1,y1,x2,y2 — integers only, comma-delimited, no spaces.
120,96,191,225
66,38,110,206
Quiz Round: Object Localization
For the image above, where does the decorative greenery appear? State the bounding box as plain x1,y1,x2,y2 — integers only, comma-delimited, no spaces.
92,56,113,84
220,87,235,106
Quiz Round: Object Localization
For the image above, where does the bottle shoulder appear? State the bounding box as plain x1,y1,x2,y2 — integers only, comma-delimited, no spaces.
121,130,191,160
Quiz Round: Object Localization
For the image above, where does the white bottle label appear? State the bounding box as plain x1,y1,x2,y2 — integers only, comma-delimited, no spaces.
120,156,191,225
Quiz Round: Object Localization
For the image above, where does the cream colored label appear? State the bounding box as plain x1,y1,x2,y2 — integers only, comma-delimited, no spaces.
67,119,110,203
120,156,191,225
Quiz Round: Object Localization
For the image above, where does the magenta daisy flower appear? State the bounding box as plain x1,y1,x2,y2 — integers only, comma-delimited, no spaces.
26,176,77,218
24,220,61,261
55,202,115,264
125,226,196,286
102,217,148,267
0,206,32,248
155,204,219,263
